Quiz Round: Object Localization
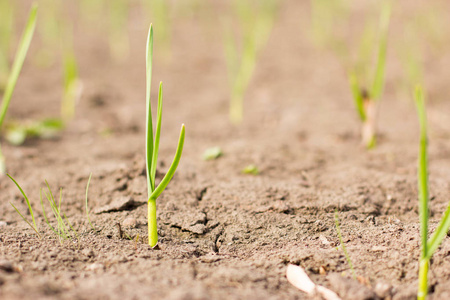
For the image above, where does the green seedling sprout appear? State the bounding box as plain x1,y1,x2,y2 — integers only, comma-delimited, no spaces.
145,24,185,248
224,0,278,125
349,1,391,149
8,174,41,239
0,0,14,89
334,210,356,279
414,86,450,300
0,4,38,174
61,23,82,122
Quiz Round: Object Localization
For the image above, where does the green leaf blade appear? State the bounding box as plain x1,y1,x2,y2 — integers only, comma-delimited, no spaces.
151,82,163,185
149,124,185,201
146,24,155,196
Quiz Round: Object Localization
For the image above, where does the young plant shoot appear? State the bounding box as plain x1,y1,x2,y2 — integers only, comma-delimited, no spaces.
0,4,38,174
224,0,278,125
415,86,450,300
349,2,391,149
61,23,82,122
145,24,185,248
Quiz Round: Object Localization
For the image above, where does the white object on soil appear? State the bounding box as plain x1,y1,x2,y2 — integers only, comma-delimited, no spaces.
286,264,342,300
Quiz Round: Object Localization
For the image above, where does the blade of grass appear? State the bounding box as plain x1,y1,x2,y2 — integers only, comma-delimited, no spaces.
334,210,357,279
85,173,95,231
0,4,38,128
10,202,41,238
40,188,57,234
7,174,40,236
64,212,79,243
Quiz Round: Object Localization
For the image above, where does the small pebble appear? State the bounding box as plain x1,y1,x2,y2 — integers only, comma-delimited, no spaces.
0,221,7,227
123,217,138,228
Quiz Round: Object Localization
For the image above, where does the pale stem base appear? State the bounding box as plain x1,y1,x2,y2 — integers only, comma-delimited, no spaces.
362,100,378,149
148,198,158,247
418,258,429,300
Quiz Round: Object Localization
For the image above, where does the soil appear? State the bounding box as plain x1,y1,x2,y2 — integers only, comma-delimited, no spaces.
2,0,450,299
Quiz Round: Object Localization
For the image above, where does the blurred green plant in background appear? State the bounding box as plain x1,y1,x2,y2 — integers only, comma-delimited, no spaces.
0,0,15,91
224,0,280,125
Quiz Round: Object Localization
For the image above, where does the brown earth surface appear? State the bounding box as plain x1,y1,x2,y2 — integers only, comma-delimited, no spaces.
2,0,450,299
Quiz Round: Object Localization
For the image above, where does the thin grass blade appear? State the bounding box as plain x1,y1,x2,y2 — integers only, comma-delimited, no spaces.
149,124,185,201
64,212,79,242
0,4,38,128
7,174,39,234
40,188,57,233
10,202,41,238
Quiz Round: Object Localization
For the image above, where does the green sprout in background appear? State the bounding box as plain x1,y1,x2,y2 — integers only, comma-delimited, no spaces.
145,24,185,248
0,4,38,174
224,0,279,125
414,86,450,300
0,0,15,90
310,0,391,149
348,1,391,149
61,22,82,123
